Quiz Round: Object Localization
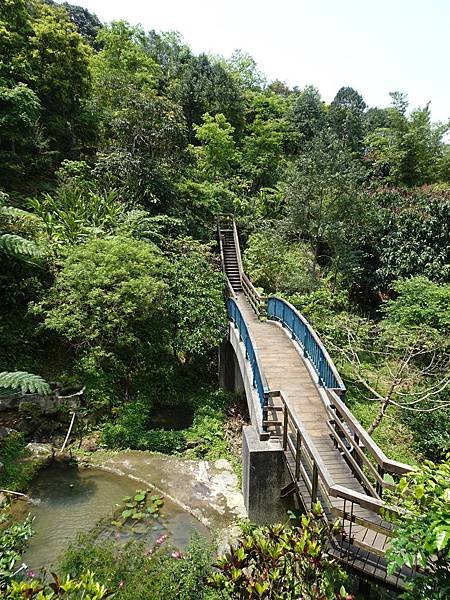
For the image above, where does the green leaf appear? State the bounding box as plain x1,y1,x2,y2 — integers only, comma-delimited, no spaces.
0,371,51,395
414,484,425,499
254,581,268,596
436,530,450,551
0,233,44,262
111,520,122,528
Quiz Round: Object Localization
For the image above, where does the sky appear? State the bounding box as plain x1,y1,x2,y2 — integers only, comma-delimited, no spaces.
59,0,449,122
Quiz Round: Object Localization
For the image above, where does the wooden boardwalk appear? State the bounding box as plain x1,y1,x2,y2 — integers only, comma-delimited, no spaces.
217,215,415,590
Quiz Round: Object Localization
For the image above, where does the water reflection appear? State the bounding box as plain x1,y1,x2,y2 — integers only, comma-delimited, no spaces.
15,462,208,571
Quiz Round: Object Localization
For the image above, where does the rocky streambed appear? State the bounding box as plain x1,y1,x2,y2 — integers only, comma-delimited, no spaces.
7,447,246,572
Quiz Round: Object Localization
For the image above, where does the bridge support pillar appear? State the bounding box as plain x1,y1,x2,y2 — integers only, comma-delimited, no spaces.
242,425,288,524
219,339,244,394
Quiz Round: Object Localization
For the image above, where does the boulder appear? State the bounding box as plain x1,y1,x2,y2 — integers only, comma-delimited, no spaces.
26,442,53,457
0,393,20,412
0,426,18,441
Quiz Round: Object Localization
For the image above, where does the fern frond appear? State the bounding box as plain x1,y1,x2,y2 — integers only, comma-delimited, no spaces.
0,371,51,395
0,206,42,222
0,233,44,261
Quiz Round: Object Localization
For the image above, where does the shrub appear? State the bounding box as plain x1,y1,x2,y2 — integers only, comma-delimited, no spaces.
208,505,350,599
4,571,111,599
100,400,187,453
0,432,40,492
32,236,169,409
244,232,317,295
386,458,450,599
0,517,34,588
60,532,218,599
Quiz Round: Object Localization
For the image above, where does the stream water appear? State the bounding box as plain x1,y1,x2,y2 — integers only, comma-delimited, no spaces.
13,462,209,572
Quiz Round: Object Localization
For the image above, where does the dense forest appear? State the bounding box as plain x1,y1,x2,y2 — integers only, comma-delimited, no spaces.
1,0,449,598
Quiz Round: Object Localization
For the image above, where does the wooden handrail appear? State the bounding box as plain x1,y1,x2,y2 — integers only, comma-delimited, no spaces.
231,218,244,277
241,272,266,317
217,216,237,299
218,213,267,317
324,390,412,477
268,390,405,526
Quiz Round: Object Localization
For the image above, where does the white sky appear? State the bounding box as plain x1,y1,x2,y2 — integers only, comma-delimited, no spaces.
60,0,449,122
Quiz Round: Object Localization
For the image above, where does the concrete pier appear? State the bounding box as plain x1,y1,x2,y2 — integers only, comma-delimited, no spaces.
242,425,288,523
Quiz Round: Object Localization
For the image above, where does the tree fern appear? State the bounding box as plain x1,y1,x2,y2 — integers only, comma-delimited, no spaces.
0,371,51,395
0,233,44,262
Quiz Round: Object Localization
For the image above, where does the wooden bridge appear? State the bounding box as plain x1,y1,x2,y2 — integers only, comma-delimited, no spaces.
217,214,415,590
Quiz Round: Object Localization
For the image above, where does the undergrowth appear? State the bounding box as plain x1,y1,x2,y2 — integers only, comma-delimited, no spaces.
0,433,42,492
99,388,244,479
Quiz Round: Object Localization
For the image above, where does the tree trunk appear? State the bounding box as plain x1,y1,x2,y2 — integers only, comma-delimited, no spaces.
368,397,390,435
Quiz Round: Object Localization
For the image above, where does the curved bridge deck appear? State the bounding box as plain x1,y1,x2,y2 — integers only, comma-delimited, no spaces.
218,214,416,590
237,293,356,479
236,293,398,584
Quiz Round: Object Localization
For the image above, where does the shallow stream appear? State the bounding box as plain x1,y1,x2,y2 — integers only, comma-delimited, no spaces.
13,462,209,572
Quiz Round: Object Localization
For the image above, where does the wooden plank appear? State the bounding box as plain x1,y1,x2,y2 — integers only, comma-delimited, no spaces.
331,507,395,537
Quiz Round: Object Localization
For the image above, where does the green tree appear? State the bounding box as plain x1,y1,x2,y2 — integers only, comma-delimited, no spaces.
386,459,450,599
286,86,327,153
240,91,286,192
0,0,92,187
375,187,450,287
0,0,33,83
0,81,41,154
283,131,364,277
27,1,92,149
383,276,450,343
33,236,168,404
91,21,187,209
94,92,188,209
164,238,226,367
176,53,245,137
244,231,316,294
91,21,160,120
328,86,366,153
223,49,266,91
193,113,239,179
365,94,450,186
146,29,192,91
61,2,101,46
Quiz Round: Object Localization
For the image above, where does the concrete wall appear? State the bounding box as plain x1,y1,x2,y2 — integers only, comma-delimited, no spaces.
218,338,244,395
219,323,292,523
242,425,290,523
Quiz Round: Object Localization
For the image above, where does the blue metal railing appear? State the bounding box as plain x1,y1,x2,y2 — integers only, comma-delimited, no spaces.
226,298,268,410
267,297,345,394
